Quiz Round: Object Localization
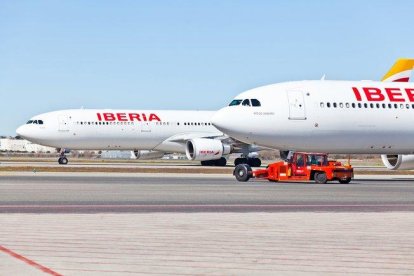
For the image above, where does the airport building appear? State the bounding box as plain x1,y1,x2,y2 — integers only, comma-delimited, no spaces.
0,138,55,153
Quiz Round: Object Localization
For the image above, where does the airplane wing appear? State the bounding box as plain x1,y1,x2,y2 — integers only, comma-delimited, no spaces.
164,132,266,153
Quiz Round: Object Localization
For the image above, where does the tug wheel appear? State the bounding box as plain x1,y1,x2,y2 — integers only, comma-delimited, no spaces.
234,164,252,182
314,172,327,184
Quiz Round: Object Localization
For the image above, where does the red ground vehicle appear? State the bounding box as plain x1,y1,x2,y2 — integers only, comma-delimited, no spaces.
234,152,353,184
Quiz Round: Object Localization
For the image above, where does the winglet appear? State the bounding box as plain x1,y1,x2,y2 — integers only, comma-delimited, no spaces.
382,58,414,82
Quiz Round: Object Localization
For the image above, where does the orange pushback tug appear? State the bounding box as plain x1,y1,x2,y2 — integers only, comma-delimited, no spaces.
233,152,353,183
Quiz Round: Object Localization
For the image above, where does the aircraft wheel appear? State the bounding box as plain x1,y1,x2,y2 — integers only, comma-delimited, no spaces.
339,177,351,184
247,158,261,167
215,157,227,167
314,172,327,184
58,157,68,165
201,160,214,166
234,158,247,166
234,164,252,182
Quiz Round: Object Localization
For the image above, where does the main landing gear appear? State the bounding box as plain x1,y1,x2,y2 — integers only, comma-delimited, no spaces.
58,149,69,165
234,157,261,167
201,157,227,167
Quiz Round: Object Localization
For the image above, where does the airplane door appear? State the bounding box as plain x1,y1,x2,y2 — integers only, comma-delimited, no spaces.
58,115,70,131
287,90,307,120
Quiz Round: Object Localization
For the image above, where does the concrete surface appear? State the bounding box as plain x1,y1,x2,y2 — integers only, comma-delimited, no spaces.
0,213,413,275
1,172,414,275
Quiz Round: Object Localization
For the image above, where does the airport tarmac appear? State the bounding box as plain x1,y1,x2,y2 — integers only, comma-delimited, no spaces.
0,172,414,275
0,172,414,212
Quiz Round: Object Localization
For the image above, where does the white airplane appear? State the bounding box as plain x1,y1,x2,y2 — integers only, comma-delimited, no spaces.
16,109,262,166
212,58,414,170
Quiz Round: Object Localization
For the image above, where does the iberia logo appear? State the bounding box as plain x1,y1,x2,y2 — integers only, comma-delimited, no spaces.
199,150,221,155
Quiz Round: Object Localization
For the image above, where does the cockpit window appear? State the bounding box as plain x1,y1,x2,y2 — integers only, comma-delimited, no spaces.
26,119,44,125
251,99,261,107
242,99,251,106
229,99,242,106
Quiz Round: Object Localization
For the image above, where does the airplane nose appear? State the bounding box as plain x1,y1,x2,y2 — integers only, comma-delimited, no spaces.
211,108,231,133
16,125,29,138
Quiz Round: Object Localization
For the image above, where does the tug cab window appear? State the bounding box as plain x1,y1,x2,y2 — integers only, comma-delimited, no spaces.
251,99,261,106
229,99,242,106
242,99,251,106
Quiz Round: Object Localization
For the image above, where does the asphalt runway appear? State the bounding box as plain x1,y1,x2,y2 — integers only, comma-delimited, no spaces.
1,172,414,212
1,172,414,275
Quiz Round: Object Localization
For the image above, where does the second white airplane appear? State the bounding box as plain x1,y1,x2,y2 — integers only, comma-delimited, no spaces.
212,58,414,170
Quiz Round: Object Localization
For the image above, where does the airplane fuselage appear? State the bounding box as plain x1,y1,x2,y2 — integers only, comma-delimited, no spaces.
212,80,414,154
17,109,222,153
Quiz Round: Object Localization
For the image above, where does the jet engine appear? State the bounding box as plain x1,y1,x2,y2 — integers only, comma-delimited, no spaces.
381,154,414,170
186,138,232,161
132,150,165,160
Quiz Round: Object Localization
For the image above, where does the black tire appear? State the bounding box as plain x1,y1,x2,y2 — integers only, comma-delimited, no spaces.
314,172,327,184
234,158,247,166
234,164,252,182
201,160,214,166
215,157,227,167
253,158,262,167
339,177,351,184
59,157,68,165
58,157,62,164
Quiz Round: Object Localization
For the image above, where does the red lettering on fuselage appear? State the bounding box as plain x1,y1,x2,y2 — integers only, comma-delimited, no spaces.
103,113,116,121
385,88,405,102
352,87,414,102
117,113,128,121
96,112,161,122
352,87,362,101
362,87,385,101
128,113,140,121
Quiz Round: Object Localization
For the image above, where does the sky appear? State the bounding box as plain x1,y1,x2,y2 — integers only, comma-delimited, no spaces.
1,0,413,135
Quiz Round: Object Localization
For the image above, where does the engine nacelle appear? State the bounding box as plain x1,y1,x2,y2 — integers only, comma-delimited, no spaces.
131,150,164,160
186,138,232,161
381,154,414,170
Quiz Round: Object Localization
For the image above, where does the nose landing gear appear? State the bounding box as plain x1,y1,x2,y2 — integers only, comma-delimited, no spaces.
58,149,69,165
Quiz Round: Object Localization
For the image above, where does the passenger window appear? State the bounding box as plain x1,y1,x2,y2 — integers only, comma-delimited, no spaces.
394,104,398,109
333,103,337,108
382,103,386,108
351,103,355,108
388,104,392,108
327,102,331,108
345,103,349,108
370,103,374,108
242,99,251,106
229,99,242,106
406,104,410,109
320,102,324,108
364,103,368,108
339,103,343,108
358,103,362,108
251,99,261,106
